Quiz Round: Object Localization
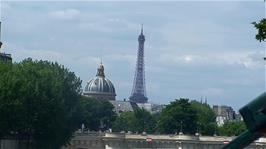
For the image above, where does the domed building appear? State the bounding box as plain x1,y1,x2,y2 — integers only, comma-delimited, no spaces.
83,63,116,100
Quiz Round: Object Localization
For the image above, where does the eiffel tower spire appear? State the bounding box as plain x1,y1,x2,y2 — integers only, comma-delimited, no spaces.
0,21,3,50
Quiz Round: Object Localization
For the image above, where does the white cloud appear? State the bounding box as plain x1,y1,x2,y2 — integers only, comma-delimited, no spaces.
27,50,61,61
75,56,101,67
49,9,80,20
7,45,63,63
104,54,136,67
1,2,11,12
113,80,132,88
157,50,264,69
201,88,224,96
146,82,160,94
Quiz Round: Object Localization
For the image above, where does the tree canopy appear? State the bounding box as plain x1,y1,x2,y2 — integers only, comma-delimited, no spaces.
252,18,266,42
79,96,117,131
190,100,217,135
0,59,82,149
156,99,218,135
112,111,136,132
217,121,247,136
112,108,156,133
133,108,157,133
156,98,198,134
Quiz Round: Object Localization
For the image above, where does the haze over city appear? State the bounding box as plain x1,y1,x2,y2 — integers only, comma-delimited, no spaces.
0,1,265,109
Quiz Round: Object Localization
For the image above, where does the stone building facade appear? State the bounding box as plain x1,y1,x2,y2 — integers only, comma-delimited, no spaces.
0,53,12,63
213,105,237,126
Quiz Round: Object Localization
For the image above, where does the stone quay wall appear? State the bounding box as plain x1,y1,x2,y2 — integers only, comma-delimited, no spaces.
63,132,266,149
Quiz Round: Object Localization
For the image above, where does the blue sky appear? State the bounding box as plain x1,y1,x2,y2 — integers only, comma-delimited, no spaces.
0,1,265,110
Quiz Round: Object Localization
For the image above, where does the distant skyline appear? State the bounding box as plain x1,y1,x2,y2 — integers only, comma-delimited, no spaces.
0,1,265,110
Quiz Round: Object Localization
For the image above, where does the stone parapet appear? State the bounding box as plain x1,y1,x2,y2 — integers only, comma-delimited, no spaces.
63,132,266,149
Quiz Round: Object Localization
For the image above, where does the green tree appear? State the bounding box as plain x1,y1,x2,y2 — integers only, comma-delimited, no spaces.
134,108,156,133
217,121,247,136
157,98,197,134
80,96,117,131
112,108,156,133
252,18,266,42
253,18,266,60
0,59,82,149
112,112,136,132
190,101,217,135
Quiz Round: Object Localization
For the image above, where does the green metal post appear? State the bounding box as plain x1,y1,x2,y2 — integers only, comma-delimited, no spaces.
221,128,263,149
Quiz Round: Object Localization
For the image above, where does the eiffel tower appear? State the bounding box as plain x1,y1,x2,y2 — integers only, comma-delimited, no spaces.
129,25,148,103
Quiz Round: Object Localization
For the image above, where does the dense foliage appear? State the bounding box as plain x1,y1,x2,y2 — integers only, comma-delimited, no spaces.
112,111,136,132
217,121,247,136
80,96,117,131
0,59,82,149
190,100,217,135
157,98,198,134
252,18,266,42
112,98,221,136
112,108,156,133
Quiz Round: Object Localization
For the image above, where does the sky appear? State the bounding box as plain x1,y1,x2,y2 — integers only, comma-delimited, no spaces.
0,1,265,110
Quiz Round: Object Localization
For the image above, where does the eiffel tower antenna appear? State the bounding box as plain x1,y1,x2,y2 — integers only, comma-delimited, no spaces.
0,21,2,51
0,21,1,40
